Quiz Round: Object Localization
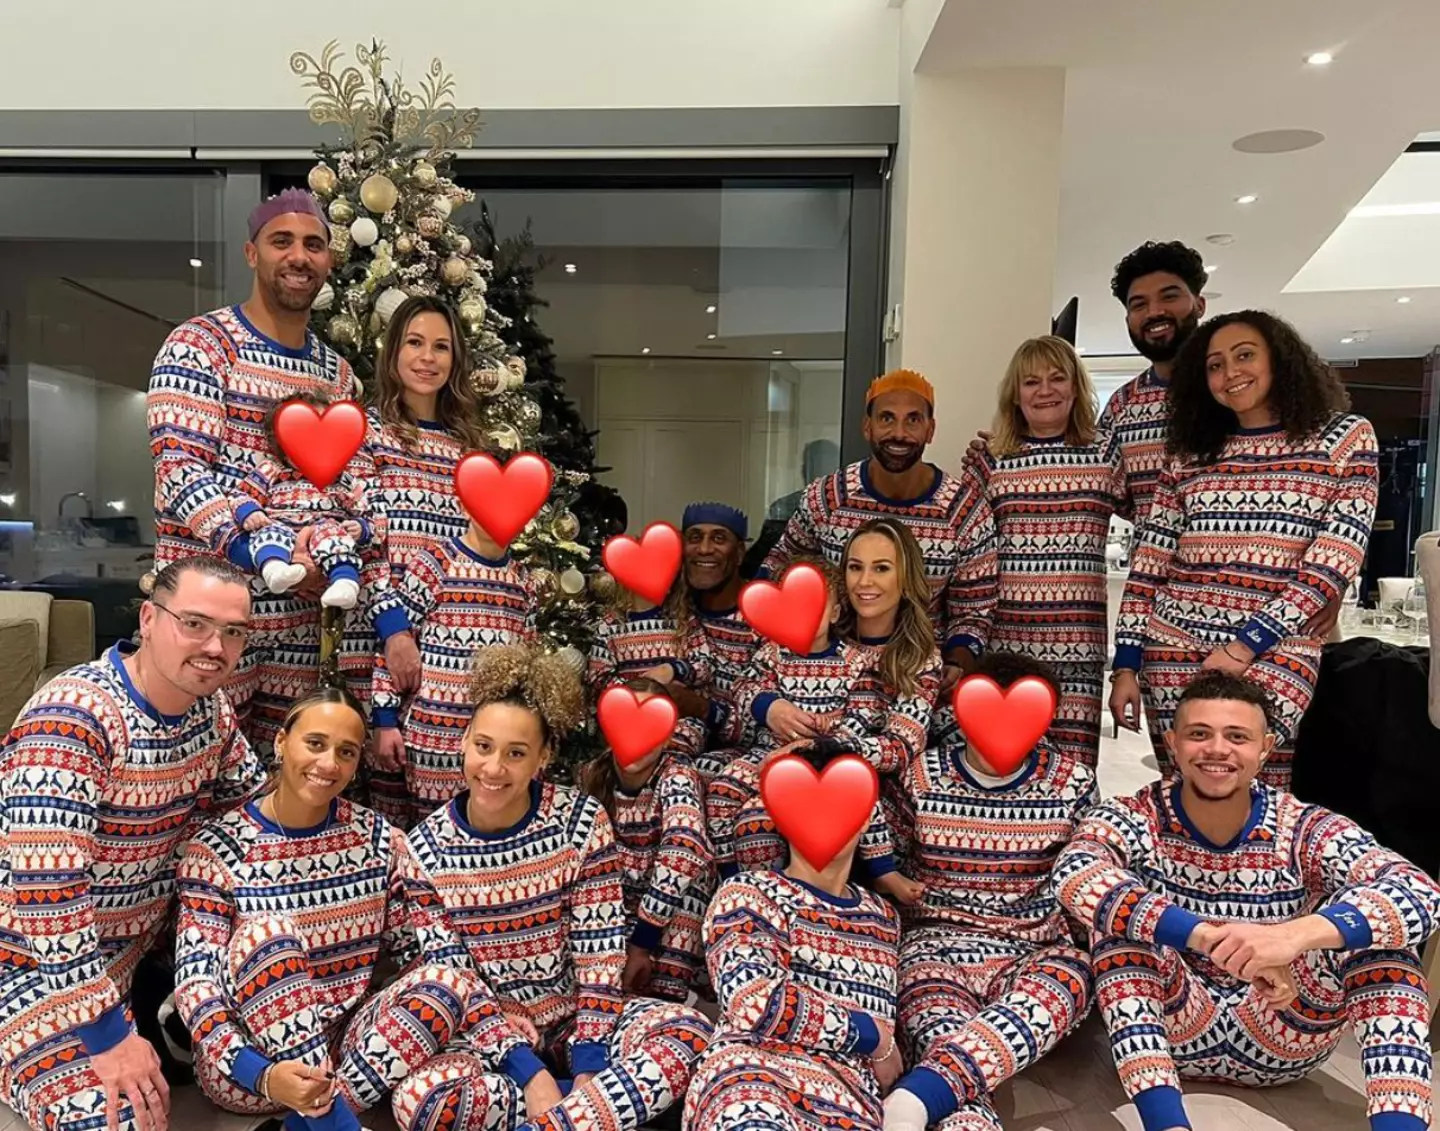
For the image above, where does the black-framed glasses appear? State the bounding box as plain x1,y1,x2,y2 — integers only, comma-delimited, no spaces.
152,602,252,647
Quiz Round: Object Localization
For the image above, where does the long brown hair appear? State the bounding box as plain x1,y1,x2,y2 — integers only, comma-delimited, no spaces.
837,519,938,696
989,336,1099,458
372,295,487,451
580,676,672,820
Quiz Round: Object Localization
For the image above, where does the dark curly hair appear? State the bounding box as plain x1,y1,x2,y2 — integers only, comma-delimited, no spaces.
1110,241,1208,304
1166,310,1350,464
1176,671,1273,730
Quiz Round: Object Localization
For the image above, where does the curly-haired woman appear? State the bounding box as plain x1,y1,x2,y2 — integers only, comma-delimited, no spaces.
1109,311,1378,790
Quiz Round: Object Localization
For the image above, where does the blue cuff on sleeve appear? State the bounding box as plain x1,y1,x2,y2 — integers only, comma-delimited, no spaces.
76,1000,134,1056
1369,1113,1431,1131
706,698,724,730
629,920,663,951
356,517,373,545
1155,906,1205,951
1113,644,1144,671
234,500,264,526
253,543,291,569
227,533,257,571
719,862,739,880
893,1068,960,1125
503,1046,546,1088
944,634,983,658
1320,903,1374,950
372,709,401,730
670,658,693,683
847,1010,879,1055
1132,1085,1190,1131
570,1041,610,1076
297,1102,362,1131
864,854,897,879
374,606,412,642
327,563,360,584
231,1047,274,1095
752,693,780,725
1234,619,1280,658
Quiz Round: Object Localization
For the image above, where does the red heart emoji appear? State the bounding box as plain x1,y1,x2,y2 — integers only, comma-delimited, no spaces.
273,400,366,490
454,452,553,547
739,564,828,654
597,686,679,769
760,754,878,871
602,523,682,606
950,675,1057,774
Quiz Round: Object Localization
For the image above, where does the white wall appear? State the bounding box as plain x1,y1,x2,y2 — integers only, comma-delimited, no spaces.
0,1,900,110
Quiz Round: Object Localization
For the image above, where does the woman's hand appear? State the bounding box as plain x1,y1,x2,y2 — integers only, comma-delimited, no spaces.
765,700,821,743
500,998,540,1048
641,664,677,685
265,1059,335,1118
1201,642,1254,676
370,728,407,774
1108,670,1143,733
522,1070,565,1120
870,1018,904,1090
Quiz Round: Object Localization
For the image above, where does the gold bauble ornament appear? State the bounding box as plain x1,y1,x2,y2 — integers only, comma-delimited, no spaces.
329,230,351,264
417,214,444,239
559,568,586,596
394,232,415,256
556,646,586,675
412,161,438,188
504,355,528,383
307,163,338,198
591,570,618,601
529,568,559,600
360,173,400,215
552,511,580,541
459,297,488,326
514,398,542,433
327,313,361,349
430,195,453,220
455,235,472,257
470,366,505,397
486,424,522,452
327,197,355,225
440,257,470,287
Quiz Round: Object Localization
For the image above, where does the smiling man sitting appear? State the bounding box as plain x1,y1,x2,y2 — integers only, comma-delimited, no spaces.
1054,671,1440,1131
0,556,264,1131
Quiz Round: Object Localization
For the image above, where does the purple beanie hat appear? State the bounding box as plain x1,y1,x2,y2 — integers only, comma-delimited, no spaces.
248,188,331,242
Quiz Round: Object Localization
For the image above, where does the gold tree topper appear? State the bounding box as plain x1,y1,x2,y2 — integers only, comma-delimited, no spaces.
289,40,483,155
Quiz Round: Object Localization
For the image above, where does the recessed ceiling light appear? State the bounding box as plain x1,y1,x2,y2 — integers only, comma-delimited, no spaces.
564,263,577,274
1340,337,1355,344
1205,264,1218,273
189,258,203,268
1233,129,1325,155
706,333,717,340
640,347,651,354
771,349,784,356
1207,233,1236,246
1235,194,1259,205
1397,296,1413,304
705,304,717,314
1305,51,1334,66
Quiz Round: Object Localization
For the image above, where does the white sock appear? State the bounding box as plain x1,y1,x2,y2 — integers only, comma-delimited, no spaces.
261,559,307,595
883,1088,929,1131
321,577,360,610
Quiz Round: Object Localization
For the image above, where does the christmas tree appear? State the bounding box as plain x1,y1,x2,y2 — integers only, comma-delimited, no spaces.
291,41,602,694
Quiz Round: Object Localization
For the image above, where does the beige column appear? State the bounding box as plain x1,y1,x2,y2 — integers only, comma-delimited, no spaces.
887,59,1066,472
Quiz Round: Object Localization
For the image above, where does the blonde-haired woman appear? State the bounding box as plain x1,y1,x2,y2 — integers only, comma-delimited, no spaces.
964,336,1125,766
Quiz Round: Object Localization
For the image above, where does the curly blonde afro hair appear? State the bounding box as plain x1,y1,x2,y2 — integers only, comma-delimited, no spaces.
469,643,586,738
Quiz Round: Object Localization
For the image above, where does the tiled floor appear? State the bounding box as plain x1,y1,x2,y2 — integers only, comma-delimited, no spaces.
1,724,1382,1131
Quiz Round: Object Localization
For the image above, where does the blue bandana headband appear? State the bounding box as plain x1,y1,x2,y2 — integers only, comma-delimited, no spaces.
682,502,748,541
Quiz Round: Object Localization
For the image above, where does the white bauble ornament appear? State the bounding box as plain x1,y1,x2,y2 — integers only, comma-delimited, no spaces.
440,257,470,287
559,568,586,596
313,283,336,312
431,195,453,219
375,287,408,325
349,217,379,247
412,160,438,188
455,235,472,257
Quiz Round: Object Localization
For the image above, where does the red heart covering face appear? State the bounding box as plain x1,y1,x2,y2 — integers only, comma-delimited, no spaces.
597,686,679,770
273,400,366,490
602,523,682,607
950,674,1057,775
760,755,878,871
738,564,829,654
453,452,553,548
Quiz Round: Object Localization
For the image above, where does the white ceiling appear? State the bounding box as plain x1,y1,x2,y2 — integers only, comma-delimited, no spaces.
923,0,1440,359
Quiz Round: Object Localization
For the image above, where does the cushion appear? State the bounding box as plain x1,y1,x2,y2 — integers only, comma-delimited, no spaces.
0,591,54,669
